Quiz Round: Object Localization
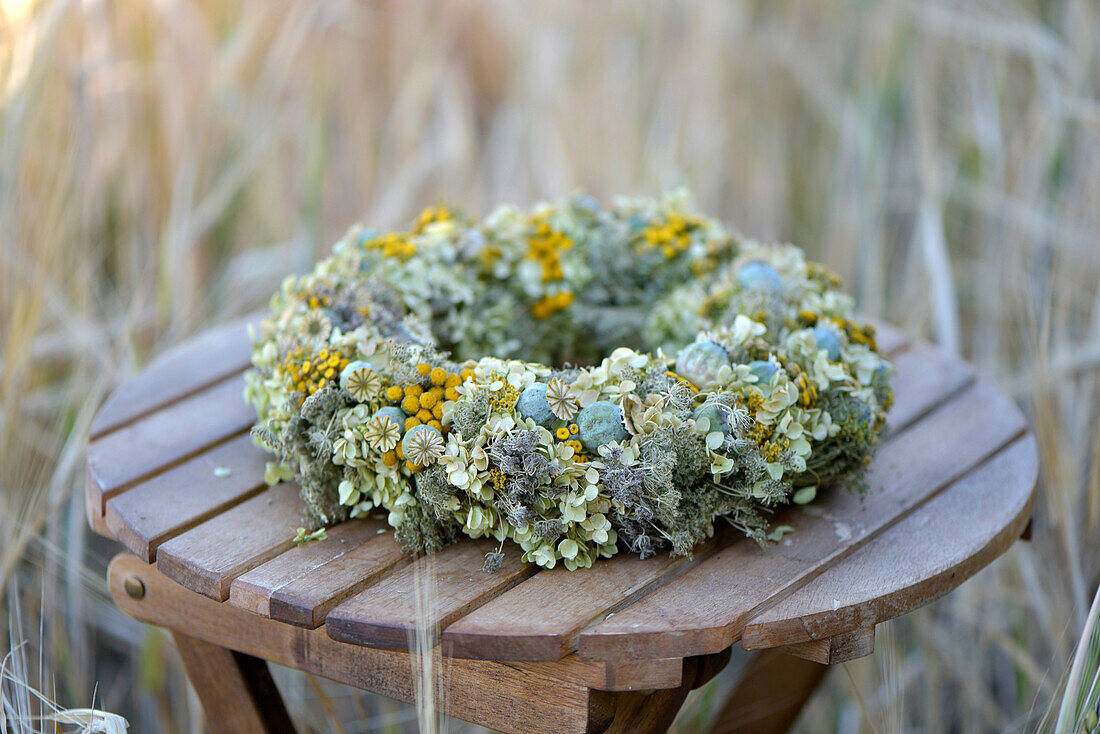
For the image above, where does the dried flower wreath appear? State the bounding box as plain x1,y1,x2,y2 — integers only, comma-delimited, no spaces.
246,191,893,571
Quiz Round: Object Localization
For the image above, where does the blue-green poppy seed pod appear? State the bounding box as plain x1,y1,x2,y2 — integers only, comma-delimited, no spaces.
572,194,602,213
516,382,555,427
693,403,730,435
812,326,843,361
401,423,443,457
736,261,785,293
748,359,778,385
355,229,380,249
871,364,892,406
853,401,873,431
577,401,629,452
833,394,873,436
340,360,373,390
319,307,342,328
373,406,408,433
675,341,731,389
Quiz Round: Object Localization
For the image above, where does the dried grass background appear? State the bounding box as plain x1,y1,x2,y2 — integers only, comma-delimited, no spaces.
1,0,1099,731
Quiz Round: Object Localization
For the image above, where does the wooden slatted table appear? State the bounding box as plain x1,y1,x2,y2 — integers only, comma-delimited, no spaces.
86,317,1037,734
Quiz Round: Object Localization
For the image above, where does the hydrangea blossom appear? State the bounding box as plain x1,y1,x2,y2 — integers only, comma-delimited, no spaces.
245,191,894,570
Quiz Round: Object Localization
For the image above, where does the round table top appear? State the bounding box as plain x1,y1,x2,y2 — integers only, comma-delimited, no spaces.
86,315,1036,665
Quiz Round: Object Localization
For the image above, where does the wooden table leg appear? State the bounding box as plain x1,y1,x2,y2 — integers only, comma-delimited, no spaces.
587,657,699,734
173,632,297,734
707,648,828,734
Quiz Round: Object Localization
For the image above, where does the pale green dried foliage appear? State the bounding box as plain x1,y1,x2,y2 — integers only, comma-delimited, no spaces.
1,0,1098,732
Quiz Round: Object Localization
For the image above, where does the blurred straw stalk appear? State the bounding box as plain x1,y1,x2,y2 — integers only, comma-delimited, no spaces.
1,0,1098,731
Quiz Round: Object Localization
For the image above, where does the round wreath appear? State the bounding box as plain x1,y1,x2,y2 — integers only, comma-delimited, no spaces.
246,191,894,571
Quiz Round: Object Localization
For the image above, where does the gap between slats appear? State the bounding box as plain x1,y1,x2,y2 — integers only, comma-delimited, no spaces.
230,517,411,628
436,341,965,662
731,412,1029,635
120,333,933,654
94,319,924,655
87,373,257,518
575,377,1027,661
155,482,305,601
104,433,272,562
90,312,261,440
325,541,540,650
740,433,1038,649
91,361,252,441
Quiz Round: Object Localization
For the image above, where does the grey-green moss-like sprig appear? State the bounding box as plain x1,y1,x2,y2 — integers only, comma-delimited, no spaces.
244,191,895,570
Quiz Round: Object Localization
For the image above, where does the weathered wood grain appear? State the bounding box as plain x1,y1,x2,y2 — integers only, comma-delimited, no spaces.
156,482,303,601
591,658,700,734
91,313,258,440
326,540,539,650
90,314,1035,704
172,632,296,734
439,341,963,663
740,434,1037,650
497,656,686,693
87,374,256,516
707,648,828,734
882,343,974,438
109,554,599,734
85,467,113,538
443,549,699,662
577,379,1027,661
104,433,269,562
230,518,407,627
780,626,875,665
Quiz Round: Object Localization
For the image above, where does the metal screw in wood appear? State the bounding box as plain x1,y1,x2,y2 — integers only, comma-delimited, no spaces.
124,576,145,600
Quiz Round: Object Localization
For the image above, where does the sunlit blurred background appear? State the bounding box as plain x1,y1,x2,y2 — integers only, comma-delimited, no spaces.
1,0,1098,731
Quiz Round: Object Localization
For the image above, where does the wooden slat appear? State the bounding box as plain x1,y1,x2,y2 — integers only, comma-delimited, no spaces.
108,554,599,734
90,316,1033,679
230,518,407,628
740,434,1037,649
104,433,270,562
443,550,698,661
576,379,1027,661
326,540,538,649
156,482,303,601
91,313,258,439
882,343,974,438
436,342,962,662
87,374,256,516
862,317,910,357
85,470,113,537
504,657,686,693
